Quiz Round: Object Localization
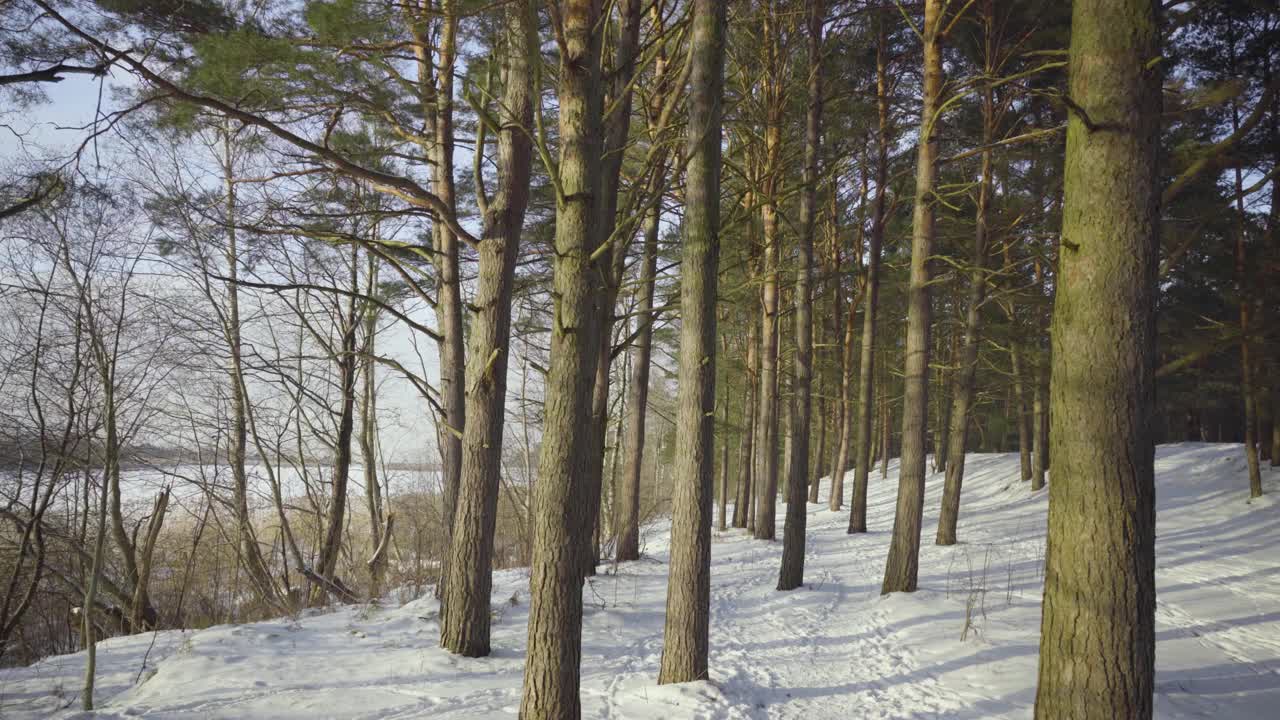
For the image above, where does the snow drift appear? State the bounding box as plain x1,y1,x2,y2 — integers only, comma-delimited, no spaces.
3,443,1277,719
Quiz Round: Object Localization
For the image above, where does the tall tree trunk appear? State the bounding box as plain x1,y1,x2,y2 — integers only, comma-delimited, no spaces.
1227,22,1263,497
580,0,645,577
732,315,759,529
360,257,387,599
1011,344,1033,481
615,202,660,561
718,395,730,532
520,0,604,715
1033,0,1160,716
1031,357,1047,491
882,0,943,594
936,21,995,545
220,125,281,609
933,334,955,474
408,0,464,600
440,0,534,658
779,0,823,591
881,392,891,479
848,22,891,533
314,250,360,597
658,0,723,683
829,291,855,511
80,438,111,711
754,201,781,540
753,1,787,542
1270,84,1280,469
812,196,841,503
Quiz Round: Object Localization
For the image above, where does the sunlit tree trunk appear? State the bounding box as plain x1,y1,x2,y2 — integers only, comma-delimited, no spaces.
1034,0,1160,716
937,7,996,545
615,199,659,561
219,123,282,609
779,0,823,591
314,247,361,598
520,0,605,715
883,0,944,594
1011,344,1033,481
849,20,891,532
407,0,464,599
440,0,534,657
658,0,723,683
581,0,646,577
753,3,785,542
732,315,758,529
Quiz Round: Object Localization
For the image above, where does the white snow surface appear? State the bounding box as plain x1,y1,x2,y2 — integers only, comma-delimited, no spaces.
4,443,1278,718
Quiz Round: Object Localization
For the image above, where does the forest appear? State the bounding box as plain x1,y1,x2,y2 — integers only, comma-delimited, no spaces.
0,0,1277,718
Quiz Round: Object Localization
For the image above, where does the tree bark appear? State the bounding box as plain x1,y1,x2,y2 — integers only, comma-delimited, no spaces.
732,314,759,529
1033,0,1160,716
361,255,386,599
1031,356,1047,491
580,0,645,577
1011,344,1033,481
220,125,282,609
936,20,996,545
658,0,723,683
615,202,659,561
440,0,534,657
314,249,360,598
848,22,891,533
779,0,823,591
130,489,169,632
407,0,464,601
829,289,856,511
520,0,604,715
1226,22,1263,497
718,395,730,532
883,0,943,594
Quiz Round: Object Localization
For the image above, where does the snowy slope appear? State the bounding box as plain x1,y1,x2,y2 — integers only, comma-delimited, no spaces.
3,443,1277,719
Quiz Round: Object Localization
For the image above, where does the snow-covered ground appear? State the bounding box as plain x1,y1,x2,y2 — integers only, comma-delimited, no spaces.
4,443,1278,719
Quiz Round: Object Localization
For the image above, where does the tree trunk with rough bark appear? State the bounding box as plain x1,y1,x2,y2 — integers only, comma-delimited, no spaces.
936,19,996,545
883,0,943,595
733,315,758,529
440,0,533,657
219,126,283,610
849,22,891,533
580,0,645,578
615,200,659,561
779,0,822,591
407,0,464,601
658,0,723,683
1011,344,1033,481
1033,0,1160,715
753,2,786,542
1032,357,1047,491
360,256,386,599
520,1,604,715
314,249,360,599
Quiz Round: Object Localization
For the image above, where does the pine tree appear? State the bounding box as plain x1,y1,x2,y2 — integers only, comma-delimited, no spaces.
658,0,725,684
1033,0,1160,716
440,0,534,657
882,0,946,594
520,0,605,715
